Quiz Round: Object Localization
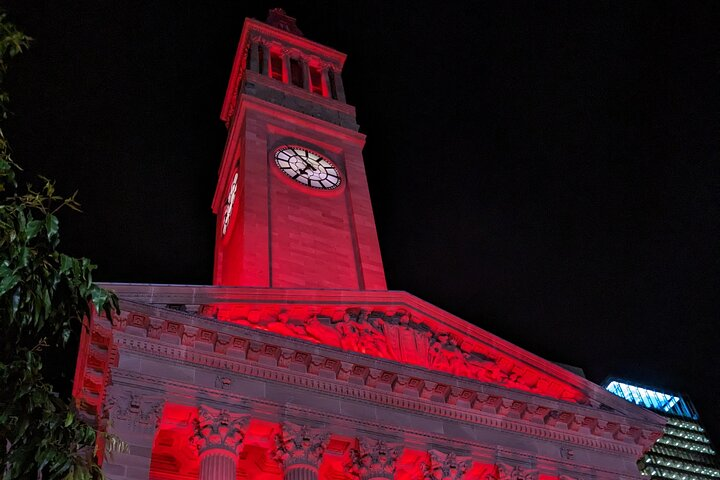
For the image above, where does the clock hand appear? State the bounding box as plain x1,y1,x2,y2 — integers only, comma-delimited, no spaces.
298,162,312,175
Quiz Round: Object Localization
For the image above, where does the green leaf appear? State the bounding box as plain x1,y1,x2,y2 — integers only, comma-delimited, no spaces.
46,213,59,241
25,218,42,240
0,272,18,295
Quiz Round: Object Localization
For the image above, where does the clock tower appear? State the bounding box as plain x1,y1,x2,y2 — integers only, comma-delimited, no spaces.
212,9,386,290
73,9,666,480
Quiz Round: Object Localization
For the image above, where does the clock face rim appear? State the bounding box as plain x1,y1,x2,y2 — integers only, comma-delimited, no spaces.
221,170,239,236
273,145,342,191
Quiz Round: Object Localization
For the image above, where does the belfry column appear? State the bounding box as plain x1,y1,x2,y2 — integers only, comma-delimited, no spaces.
193,406,249,480
261,42,271,76
281,49,292,84
347,438,402,480
320,65,331,98
332,68,346,102
274,423,328,480
249,38,260,72
302,60,311,91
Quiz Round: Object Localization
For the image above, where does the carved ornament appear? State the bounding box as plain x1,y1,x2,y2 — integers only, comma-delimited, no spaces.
104,390,163,434
192,405,249,455
347,438,401,480
273,422,328,468
422,449,473,479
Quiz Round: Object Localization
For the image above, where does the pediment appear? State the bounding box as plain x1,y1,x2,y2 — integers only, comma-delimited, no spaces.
103,283,662,424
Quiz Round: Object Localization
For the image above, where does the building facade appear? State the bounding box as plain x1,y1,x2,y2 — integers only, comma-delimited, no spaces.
605,380,719,480
73,10,666,480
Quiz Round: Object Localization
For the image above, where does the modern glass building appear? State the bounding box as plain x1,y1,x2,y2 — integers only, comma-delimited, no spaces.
605,379,719,480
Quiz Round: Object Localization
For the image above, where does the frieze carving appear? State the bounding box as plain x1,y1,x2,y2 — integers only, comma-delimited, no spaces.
496,464,536,480
91,310,659,453
273,422,328,468
215,376,232,390
560,447,575,460
347,438,401,480
104,390,163,433
192,405,249,454
200,306,584,403
422,449,472,479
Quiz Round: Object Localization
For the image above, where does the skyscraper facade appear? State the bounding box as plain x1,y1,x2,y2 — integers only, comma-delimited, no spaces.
605,379,719,480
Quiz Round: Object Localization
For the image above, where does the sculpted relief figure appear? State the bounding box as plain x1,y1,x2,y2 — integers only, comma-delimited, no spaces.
200,304,579,399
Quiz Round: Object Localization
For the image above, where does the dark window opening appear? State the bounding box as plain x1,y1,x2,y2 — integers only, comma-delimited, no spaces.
290,58,303,88
309,66,323,95
270,52,283,81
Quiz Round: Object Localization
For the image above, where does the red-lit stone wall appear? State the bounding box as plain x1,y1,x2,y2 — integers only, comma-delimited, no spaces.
215,97,386,290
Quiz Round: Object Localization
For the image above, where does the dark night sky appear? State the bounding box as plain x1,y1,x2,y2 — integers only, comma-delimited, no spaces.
5,2,719,440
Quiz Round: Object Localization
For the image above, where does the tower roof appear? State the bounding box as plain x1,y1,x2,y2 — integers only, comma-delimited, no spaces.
265,8,303,36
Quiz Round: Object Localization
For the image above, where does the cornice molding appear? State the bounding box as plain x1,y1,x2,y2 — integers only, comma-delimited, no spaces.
76,306,661,458
99,284,666,423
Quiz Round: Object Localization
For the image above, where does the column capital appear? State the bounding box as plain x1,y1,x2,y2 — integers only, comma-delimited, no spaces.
192,405,249,456
422,449,473,480
273,422,328,469
347,438,401,480
104,389,164,435
496,463,537,480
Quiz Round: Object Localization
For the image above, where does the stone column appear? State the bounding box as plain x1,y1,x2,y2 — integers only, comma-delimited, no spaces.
261,42,271,77
282,49,292,84
320,65,331,98
332,67,346,102
249,39,259,73
302,59,311,91
422,449,473,479
274,422,328,480
347,438,402,480
192,406,249,480
102,389,164,480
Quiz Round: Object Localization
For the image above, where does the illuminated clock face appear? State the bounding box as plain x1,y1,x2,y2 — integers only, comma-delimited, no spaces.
274,146,341,190
222,171,238,235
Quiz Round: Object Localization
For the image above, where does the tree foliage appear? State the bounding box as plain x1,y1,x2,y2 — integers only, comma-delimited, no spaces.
0,10,120,480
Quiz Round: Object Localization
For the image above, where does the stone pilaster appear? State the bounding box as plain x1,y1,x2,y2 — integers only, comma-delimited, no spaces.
302,59,311,91
332,67,346,102
281,49,292,84
261,42,271,76
102,388,164,480
422,449,473,479
249,38,260,73
274,422,328,480
347,438,402,480
192,406,249,480
320,65,331,98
